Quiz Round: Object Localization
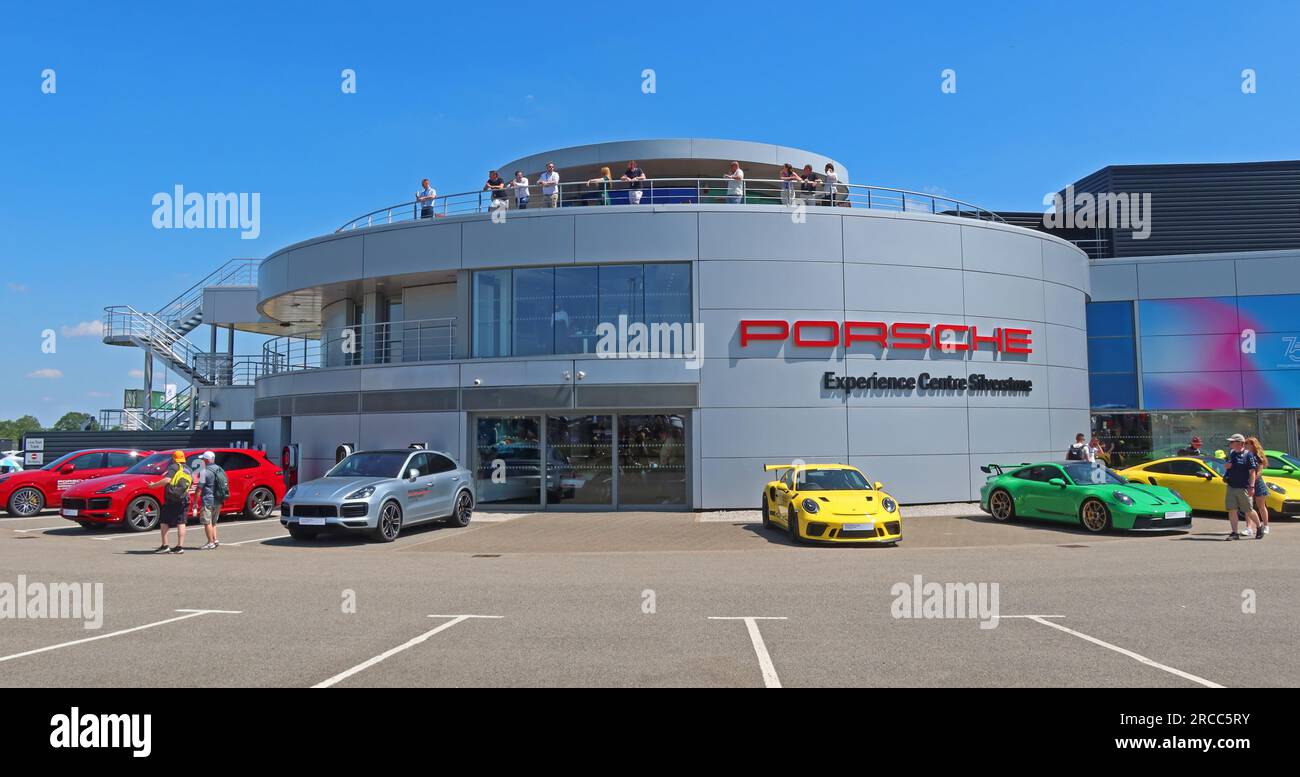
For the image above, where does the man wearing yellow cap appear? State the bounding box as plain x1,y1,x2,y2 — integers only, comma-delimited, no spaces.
148,450,193,554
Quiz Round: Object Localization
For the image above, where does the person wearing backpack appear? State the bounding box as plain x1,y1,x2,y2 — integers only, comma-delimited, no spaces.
1066,433,1092,462
196,451,228,550
148,450,193,554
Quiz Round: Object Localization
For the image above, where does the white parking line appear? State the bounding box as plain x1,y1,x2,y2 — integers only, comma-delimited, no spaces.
0,609,242,664
12,525,70,533
312,614,504,688
709,616,787,688
1014,615,1224,688
222,533,285,546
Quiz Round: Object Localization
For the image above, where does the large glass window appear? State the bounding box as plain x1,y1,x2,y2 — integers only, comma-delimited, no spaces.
471,263,691,358
547,415,613,506
472,270,512,358
598,265,644,326
513,268,556,356
473,416,541,505
555,266,600,355
1086,301,1137,409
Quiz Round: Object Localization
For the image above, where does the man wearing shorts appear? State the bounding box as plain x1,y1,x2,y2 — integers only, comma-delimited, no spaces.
149,450,192,554
196,451,224,550
1223,434,1260,540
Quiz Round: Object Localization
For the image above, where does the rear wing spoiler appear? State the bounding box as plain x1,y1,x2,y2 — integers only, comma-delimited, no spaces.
979,463,1031,476
763,464,796,472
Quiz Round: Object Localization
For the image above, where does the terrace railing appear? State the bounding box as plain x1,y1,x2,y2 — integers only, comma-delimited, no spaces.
335,177,1004,232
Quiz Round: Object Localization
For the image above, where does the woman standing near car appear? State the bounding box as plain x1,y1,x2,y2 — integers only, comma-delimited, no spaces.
1246,436,1270,537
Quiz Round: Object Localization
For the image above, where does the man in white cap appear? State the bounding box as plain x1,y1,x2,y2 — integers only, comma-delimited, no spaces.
1223,434,1260,540
196,451,228,549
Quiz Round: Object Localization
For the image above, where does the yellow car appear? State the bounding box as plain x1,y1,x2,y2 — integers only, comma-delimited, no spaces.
1117,456,1299,517
760,463,902,545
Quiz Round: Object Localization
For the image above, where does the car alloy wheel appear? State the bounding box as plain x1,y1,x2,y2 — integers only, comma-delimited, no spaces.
126,496,159,532
450,491,473,527
761,495,772,529
376,502,402,542
989,490,1014,521
1080,499,1111,533
787,506,801,544
245,487,274,519
8,487,44,517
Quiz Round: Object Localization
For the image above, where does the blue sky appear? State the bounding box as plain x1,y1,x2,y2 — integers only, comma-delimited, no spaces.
1,0,1297,424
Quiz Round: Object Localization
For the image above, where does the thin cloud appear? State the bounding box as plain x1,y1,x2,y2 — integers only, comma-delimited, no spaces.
6,282,29,294
128,369,145,378
87,390,111,398
61,321,105,337
27,368,63,379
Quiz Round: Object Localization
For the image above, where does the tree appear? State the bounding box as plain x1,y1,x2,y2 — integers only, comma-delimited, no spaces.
53,412,100,431
0,416,43,445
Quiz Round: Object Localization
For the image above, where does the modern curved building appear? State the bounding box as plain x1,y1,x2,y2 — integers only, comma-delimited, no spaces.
248,139,1092,509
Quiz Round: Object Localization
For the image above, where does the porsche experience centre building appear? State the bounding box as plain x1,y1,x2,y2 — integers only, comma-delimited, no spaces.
243,139,1092,510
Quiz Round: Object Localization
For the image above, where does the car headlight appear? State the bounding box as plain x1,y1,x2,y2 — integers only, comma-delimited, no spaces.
347,485,377,500
96,483,125,494
1112,491,1134,505
801,498,819,514
284,486,297,500
1267,482,1285,494
882,497,897,513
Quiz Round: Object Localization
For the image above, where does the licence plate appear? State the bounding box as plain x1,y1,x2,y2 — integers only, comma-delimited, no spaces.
1164,511,1187,519
298,517,326,526
62,509,78,517
843,522,875,531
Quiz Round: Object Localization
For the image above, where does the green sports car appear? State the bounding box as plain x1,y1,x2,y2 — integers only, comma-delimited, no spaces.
1263,450,1300,484
978,461,1192,533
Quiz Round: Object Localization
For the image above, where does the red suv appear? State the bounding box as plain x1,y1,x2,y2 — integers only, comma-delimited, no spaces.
60,448,286,531
0,449,150,517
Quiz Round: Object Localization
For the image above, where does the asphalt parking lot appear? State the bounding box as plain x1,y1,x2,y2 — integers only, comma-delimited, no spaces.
0,506,1295,688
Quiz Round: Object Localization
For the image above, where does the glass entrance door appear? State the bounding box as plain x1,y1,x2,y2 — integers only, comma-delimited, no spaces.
546,415,613,507
473,415,542,507
617,413,688,507
471,412,688,509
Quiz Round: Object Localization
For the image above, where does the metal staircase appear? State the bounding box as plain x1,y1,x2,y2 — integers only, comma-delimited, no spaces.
101,258,259,430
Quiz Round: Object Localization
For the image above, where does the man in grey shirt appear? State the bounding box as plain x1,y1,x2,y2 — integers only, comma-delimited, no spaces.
196,451,224,549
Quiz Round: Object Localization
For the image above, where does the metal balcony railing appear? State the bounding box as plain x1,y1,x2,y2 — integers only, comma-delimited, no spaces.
335,177,1004,232
155,258,260,333
261,317,456,375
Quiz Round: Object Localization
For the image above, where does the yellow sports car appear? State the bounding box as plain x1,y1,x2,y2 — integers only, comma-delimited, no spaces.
1117,456,1299,517
760,463,902,545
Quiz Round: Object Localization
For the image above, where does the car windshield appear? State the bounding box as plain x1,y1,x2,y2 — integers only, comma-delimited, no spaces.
327,451,408,478
124,453,177,475
797,468,872,491
1201,458,1227,476
40,452,80,471
1277,453,1300,470
1062,462,1127,485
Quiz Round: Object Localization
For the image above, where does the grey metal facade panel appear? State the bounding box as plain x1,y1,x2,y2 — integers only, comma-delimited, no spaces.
293,393,360,415
461,385,574,410
1067,161,1300,258
575,384,698,408
1134,259,1238,299
1088,262,1140,301
361,388,460,413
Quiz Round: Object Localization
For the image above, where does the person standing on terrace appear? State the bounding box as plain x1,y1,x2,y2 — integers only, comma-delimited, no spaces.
621,161,647,205
416,178,437,219
509,170,530,209
724,161,744,204
539,162,561,208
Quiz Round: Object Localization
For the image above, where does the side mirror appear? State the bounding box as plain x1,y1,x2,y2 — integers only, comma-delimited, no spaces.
1048,478,1066,488
60,464,75,474
408,468,420,481
874,481,885,491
